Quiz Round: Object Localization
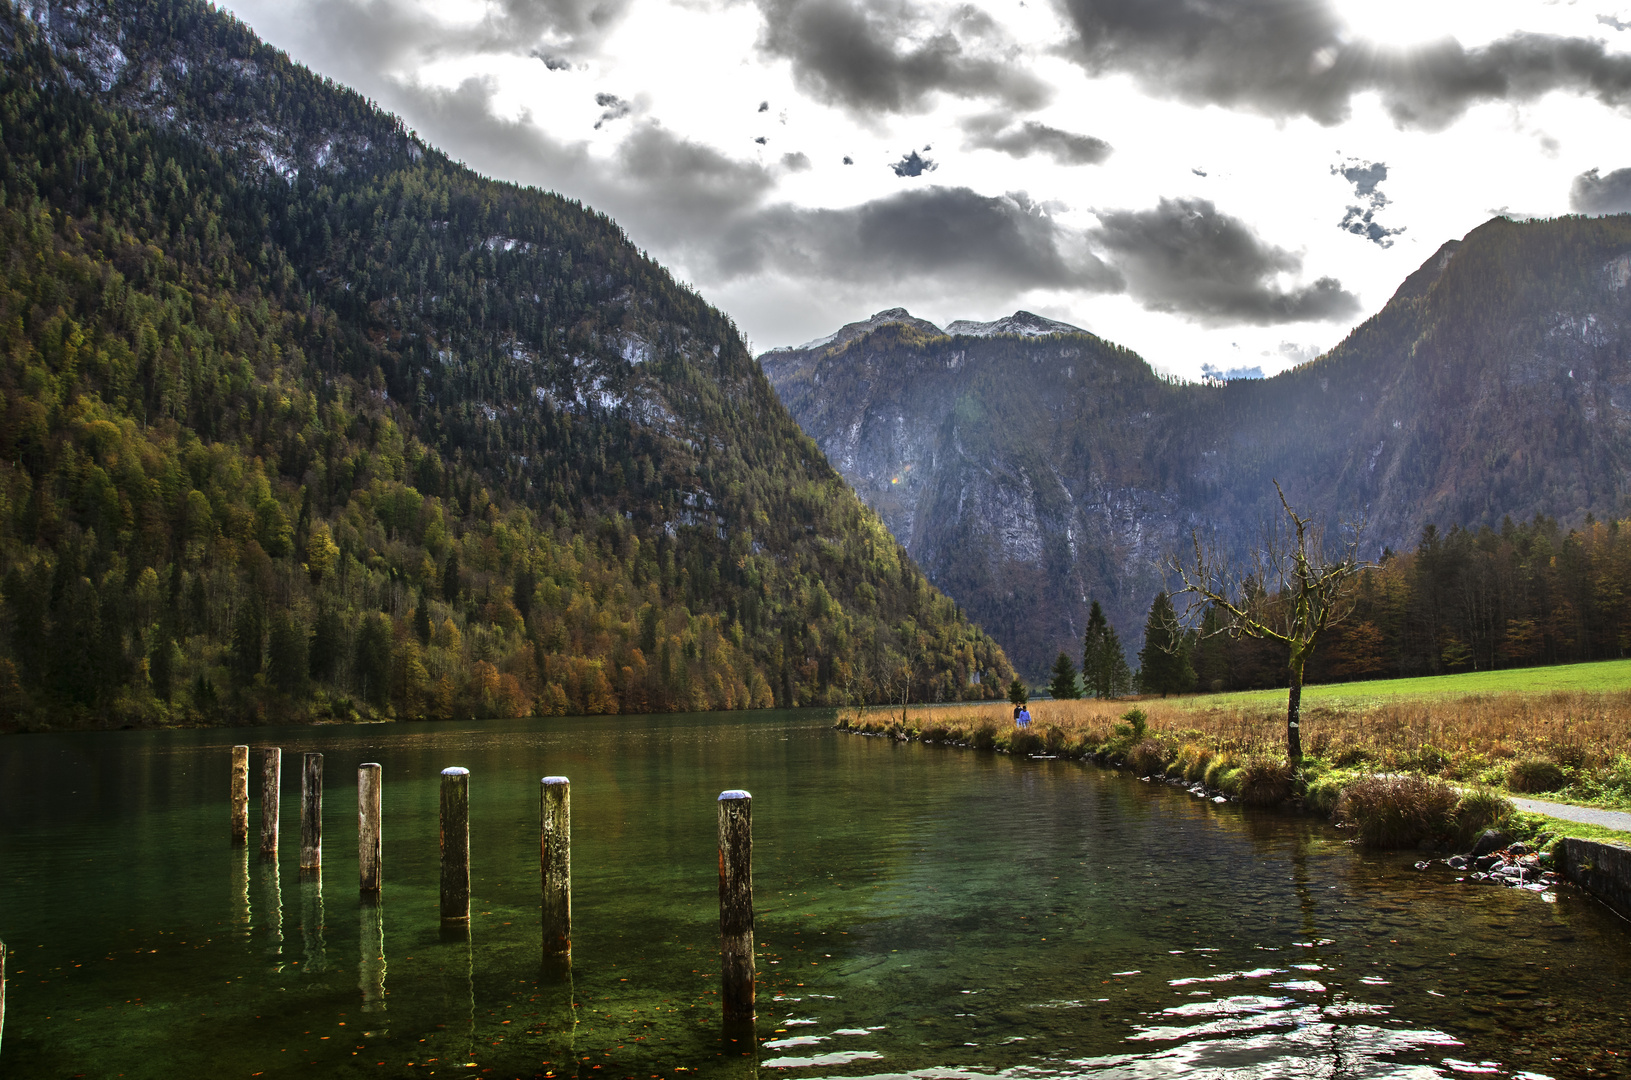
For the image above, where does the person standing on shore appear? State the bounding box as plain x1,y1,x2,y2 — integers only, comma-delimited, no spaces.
1017,704,1031,729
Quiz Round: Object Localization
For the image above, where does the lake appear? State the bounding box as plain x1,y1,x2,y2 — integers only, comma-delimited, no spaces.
0,710,1626,1078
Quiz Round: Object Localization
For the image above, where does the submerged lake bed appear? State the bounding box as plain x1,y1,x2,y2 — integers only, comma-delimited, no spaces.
0,711,1627,1078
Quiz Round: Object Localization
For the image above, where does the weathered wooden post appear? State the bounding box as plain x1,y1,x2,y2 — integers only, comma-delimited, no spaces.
440,767,470,924
717,789,755,1020
300,752,323,874
1,938,7,1061
540,777,571,960
230,745,250,845
260,748,282,860
358,763,383,895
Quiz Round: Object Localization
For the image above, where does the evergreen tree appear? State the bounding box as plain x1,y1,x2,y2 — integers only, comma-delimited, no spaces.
1138,592,1195,697
1103,627,1133,698
231,596,266,687
267,611,310,695
354,614,393,710
310,607,344,684
443,552,461,605
150,632,176,703
1082,600,1133,698
1007,676,1028,707
1048,651,1080,699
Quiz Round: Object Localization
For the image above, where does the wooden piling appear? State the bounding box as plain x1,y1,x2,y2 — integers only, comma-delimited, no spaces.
230,745,250,845
717,789,755,1020
1,938,7,1061
540,777,571,958
358,763,383,895
260,748,281,860
300,752,323,873
440,767,470,923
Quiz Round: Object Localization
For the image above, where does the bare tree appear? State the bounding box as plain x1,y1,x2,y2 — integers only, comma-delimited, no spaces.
1168,483,1370,762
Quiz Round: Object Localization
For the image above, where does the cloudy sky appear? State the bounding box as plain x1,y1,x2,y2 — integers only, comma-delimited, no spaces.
221,0,1631,379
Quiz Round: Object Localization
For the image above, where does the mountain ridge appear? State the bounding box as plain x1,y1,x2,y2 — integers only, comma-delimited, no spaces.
762,214,1631,678
0,0,1013,727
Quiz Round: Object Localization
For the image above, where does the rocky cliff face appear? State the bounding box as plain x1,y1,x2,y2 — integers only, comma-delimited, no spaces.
762,216,1631,677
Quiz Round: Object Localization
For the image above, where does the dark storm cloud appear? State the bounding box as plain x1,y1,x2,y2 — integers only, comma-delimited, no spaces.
961,114,1111,164
1056,0,1631,129
1570,167,1631,214
891,150,937,176
298,0,637,71
382,78,776,247
1092,197,1360,325
709,186,1121,292
755,0,1049,115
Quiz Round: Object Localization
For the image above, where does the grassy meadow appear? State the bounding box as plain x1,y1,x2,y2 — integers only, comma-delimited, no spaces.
841,659,1631,850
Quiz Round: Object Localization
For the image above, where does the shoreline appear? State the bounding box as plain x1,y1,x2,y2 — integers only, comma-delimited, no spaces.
836,710,1631,917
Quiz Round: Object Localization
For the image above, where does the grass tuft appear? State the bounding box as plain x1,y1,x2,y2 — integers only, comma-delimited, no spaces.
1508,757,1567,793
1334,774,1461,848
1237,757,1295,807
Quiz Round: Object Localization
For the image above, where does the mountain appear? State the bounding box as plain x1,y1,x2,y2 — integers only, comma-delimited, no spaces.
761,216,1631,678
0,0,1011,728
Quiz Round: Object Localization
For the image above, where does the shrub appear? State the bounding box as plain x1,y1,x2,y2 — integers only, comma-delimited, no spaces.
1453,787,1514,841
1203,752,1239,790
1411,744,1450,775
1113,708,1148,744
1305,773,1346,816
1334,774,1460,848
1010,730,1045,756
1238,757,1295,807
972,723,998,750
1128,738,1168,775
921,724,951,742
1043,725,1068,754
1508,757,1566,792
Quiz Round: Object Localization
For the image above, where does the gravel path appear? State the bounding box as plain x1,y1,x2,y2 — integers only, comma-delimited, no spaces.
1507,796,1631,833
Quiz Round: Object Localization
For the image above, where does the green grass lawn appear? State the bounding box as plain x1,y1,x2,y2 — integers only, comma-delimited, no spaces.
1176,657,1631,712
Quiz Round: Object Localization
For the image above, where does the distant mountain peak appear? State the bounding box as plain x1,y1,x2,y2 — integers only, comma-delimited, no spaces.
782,307,944,353
773,308,1086,356
945,311,1086,338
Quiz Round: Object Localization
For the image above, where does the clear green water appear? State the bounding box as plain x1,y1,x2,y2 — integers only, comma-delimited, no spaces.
1,711,1627,1079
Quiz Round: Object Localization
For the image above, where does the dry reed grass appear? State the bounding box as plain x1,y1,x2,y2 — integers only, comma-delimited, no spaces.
859,689,1631,778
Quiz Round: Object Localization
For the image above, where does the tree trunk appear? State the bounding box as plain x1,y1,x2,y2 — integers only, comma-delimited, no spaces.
1285,657,1304,763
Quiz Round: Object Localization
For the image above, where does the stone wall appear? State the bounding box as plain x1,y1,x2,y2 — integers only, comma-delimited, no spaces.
1559,838,1631,920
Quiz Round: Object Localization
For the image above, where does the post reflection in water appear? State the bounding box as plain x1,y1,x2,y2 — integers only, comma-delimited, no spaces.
537,957,576,1079
232,845,252,945
359,898,387,1020
721,1015,759,1080
259,853,284,973
299,871,326,974
437,921,476,1064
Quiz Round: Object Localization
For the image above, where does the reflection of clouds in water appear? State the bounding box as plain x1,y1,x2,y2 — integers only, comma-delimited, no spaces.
762,1049,883,1068
1070,998,1460,1076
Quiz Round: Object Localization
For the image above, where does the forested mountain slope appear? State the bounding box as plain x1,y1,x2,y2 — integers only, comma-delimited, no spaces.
0,0,1010,729
762,217,1631,678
